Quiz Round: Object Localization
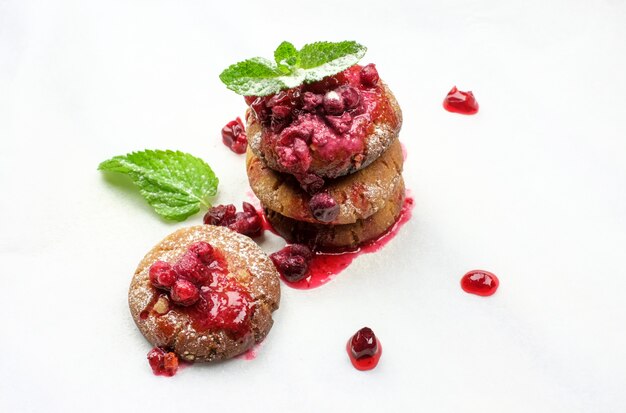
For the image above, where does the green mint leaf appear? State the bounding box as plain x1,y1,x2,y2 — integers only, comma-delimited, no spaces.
219,40,367,96
274,41,299,71
298,41,366,71
98,150,218,222
218,55,304,96
218,57,287,96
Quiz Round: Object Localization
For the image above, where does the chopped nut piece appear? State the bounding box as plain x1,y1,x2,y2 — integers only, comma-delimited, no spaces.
153,296,170,314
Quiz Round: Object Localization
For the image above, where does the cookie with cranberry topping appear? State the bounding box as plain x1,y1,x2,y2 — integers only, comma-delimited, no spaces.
129,225,280,362
245,65,402,182
247,138,403,225
265,178,405,250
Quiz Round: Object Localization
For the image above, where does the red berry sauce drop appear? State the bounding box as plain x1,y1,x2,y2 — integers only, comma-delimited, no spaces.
346,327,382,371
443,86,479,115
461,270,499,296
279,196,414,290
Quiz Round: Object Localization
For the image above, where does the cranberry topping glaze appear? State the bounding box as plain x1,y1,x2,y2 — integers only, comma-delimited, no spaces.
146,241,256,337
246,64,400,182
269,244,313,283
443,86,479,115
203,202,263,237
222,117,248,154
347,327,382,371
147,347,179,377
460,270,499,296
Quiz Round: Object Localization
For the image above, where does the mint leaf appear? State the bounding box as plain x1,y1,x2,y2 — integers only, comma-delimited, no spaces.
218,57,286,97
298,41,366,70
274,41,299,71
219,40,367,96
98,150,218,222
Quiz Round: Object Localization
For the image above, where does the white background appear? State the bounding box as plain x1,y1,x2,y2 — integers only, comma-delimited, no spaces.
1,0,626,412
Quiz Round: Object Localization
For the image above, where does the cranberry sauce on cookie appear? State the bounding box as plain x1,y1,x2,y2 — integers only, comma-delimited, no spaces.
245,64,399,182
145,241,255,337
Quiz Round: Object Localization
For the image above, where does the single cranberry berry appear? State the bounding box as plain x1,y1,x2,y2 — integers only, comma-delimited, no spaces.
279,255,308,282
149,261,178,290
204,204,237,226
350,327,378,359
270,244,313,282
173,252,211,284
188,241,214,264
323,90,345,115
309,192,339,223
170,279,200,306
338,85,360,109
360,64,379,87
221,117,248,154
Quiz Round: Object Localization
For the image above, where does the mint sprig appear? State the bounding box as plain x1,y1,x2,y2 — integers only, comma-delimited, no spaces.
219,41,367,96
99,150,218,222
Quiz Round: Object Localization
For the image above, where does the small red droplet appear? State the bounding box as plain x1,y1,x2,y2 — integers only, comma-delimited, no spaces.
443,86,479,115
461,270,499,296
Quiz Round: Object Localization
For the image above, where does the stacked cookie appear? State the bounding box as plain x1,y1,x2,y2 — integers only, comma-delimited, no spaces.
245,64,404,250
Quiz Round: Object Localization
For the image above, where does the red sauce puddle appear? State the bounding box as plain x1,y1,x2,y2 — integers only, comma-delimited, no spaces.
443,86,479,115
460,270,499,296
281,196,414,290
